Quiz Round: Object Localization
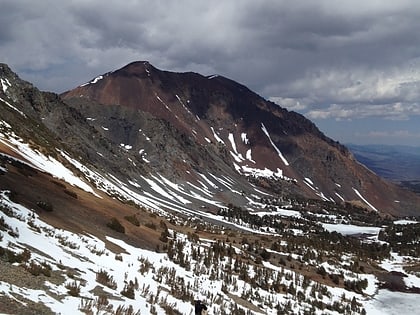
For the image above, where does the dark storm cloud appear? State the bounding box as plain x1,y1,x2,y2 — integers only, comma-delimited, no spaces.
1,0,420,124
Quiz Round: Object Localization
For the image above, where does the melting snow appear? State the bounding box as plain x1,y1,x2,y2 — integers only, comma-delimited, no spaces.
210,127,224,144
393,219,418,225
261,123,289,166
228,133,238,154
304,177,314,185
365,289,420,315
1,77,11,92
254,208,301,218
353,188,379,212
241,132,249,144
0,135,95,195
241,165,284,179
197,173,219,190
0,97,26,116
335,192,345,202
175,94,193,116
322,223,382,236
80,75,103,86
156,94,172,112
139,129,151,141
208,173,234,189
245,149,255,163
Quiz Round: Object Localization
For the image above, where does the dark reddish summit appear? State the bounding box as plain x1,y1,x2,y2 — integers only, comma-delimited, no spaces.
60,61,420,216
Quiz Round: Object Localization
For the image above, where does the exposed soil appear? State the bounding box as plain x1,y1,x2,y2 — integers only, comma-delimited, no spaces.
377,271,420,293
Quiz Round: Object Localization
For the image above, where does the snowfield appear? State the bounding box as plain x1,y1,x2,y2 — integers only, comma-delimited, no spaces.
322,223,382,236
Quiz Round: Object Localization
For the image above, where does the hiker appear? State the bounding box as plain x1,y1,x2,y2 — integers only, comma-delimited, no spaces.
194,299,208,315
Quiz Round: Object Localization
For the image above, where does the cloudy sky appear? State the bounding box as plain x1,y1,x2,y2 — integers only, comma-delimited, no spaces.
1,0,420,146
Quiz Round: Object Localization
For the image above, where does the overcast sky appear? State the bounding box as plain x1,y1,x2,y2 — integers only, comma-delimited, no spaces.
1,0,420,146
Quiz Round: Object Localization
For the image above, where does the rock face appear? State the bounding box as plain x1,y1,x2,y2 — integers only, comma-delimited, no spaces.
1,61,420,216
60,61,420,216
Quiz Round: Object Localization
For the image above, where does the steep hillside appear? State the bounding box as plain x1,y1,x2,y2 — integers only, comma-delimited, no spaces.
62,61,420,216
1,62,420,314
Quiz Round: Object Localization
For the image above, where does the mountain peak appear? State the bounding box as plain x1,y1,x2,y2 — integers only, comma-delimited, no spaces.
0,63,12,74
59,61,420,216
0,63,17,87
1,61,420,315
116,60,156,75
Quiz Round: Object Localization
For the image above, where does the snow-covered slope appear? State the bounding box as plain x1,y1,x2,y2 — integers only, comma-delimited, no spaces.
1,62,420,314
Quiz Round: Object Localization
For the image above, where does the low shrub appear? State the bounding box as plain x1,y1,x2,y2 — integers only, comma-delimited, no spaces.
64,189,78,199
96,269,117,289
66,281,81,297
37,201,53,212
145,222,156,230
26,261,52,277
107,217,125,233
120,281,136,299
1,248,31,264
124,214,140,226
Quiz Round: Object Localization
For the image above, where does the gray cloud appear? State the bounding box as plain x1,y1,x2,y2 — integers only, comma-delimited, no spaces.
1,0,420,126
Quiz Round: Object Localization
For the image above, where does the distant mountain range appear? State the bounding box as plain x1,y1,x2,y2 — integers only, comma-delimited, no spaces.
347,144,420,193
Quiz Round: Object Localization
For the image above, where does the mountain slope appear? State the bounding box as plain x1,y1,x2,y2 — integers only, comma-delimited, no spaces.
1,62,420,314
61,61,420,216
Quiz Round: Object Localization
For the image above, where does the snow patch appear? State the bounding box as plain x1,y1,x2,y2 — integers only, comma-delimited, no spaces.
393,219,418,225
261,123,289,166
210,127,224,144
1,78,11,92
80,75,103,86
0,97,26,116
120,143,132,150
353,188,379,212
241,132,249,145
304,177,314,185
322,223,382,236
245,149,255,163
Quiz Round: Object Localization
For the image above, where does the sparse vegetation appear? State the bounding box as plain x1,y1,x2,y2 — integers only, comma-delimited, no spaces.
25,261,52,277
145,222,156,230
64,189,78,199
107,217,125,233
114,305,141,315
66,281,81,297
36,200,53,212
96,269,117,289
124,214,140,226
0,247,31,264
120,280,137,299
